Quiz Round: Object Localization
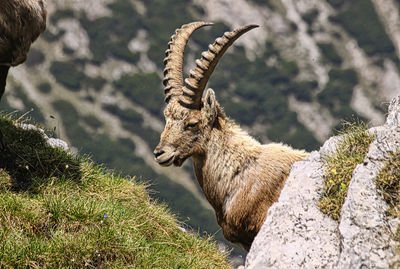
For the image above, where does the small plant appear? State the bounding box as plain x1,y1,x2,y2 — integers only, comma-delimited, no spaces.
319,122,375,220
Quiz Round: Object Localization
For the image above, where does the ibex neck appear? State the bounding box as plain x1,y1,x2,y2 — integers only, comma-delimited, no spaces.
192,120,261,210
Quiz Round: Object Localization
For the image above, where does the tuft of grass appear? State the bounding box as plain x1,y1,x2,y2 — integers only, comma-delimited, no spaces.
376,151,400,253
0,113,230,268
318,122,375,221
376,152,400,218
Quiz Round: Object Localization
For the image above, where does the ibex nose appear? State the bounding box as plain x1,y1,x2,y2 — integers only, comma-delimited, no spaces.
153,149,165,158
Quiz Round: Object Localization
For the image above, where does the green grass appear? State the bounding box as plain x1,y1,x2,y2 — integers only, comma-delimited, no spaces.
318,122,375,220
376,152,400,218
0,114,230,268
376,151,400,253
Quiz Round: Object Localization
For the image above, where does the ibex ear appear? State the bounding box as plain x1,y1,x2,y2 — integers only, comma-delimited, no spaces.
202,88,218,123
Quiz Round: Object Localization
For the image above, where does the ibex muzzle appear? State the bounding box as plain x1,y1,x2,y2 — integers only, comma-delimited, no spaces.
153,102,204,167
154,22,308,251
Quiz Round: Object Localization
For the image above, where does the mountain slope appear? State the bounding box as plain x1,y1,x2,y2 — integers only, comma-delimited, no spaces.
0,114,230,268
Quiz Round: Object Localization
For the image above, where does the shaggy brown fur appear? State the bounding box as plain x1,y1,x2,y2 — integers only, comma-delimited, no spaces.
156,96,308,251
154,22,309,251
0,0,47,99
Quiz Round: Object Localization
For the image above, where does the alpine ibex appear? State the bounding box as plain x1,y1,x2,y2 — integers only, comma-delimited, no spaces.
0,0,47,99
154,22,308,251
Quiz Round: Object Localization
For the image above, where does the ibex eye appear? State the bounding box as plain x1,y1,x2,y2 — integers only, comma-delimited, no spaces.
186,121,199,128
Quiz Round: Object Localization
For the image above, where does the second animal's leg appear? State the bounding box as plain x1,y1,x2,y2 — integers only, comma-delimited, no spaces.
0,65,10,150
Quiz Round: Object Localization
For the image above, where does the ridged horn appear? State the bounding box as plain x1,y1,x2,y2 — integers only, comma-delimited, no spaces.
179,24,259,109
163,22,213,103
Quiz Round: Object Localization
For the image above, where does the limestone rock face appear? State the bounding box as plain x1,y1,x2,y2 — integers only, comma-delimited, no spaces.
245,96,400,269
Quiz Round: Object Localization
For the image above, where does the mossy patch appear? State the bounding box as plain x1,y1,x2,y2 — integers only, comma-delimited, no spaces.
318,122,375,220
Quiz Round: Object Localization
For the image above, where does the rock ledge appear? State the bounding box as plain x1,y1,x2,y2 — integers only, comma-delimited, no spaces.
245,96,400,268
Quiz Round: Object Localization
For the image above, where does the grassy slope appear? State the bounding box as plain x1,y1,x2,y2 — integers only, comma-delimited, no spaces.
0,114,230,268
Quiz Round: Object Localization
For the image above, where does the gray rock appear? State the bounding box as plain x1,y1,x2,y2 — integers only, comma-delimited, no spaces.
245,95,400,268
338,127,400,268
17,123,69,151
387,96,400,127
245,137,341,268
46,137,69,151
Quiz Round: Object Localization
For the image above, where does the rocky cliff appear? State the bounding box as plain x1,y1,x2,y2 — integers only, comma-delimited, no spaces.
245,95,400,268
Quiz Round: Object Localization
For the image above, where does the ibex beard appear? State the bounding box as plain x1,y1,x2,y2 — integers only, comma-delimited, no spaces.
154,22,309,251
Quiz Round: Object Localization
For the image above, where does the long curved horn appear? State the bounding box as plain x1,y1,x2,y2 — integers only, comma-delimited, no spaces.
179,24,259,109
163,22,213,103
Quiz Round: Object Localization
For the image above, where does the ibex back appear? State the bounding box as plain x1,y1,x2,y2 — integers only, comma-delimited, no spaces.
154,22,308,251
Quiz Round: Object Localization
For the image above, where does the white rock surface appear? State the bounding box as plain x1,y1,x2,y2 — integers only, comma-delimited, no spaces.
17,123,70,151
245,95,400,268
246,136,341,269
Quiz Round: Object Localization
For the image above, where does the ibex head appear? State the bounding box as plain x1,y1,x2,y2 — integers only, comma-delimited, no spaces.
154,22,258,167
